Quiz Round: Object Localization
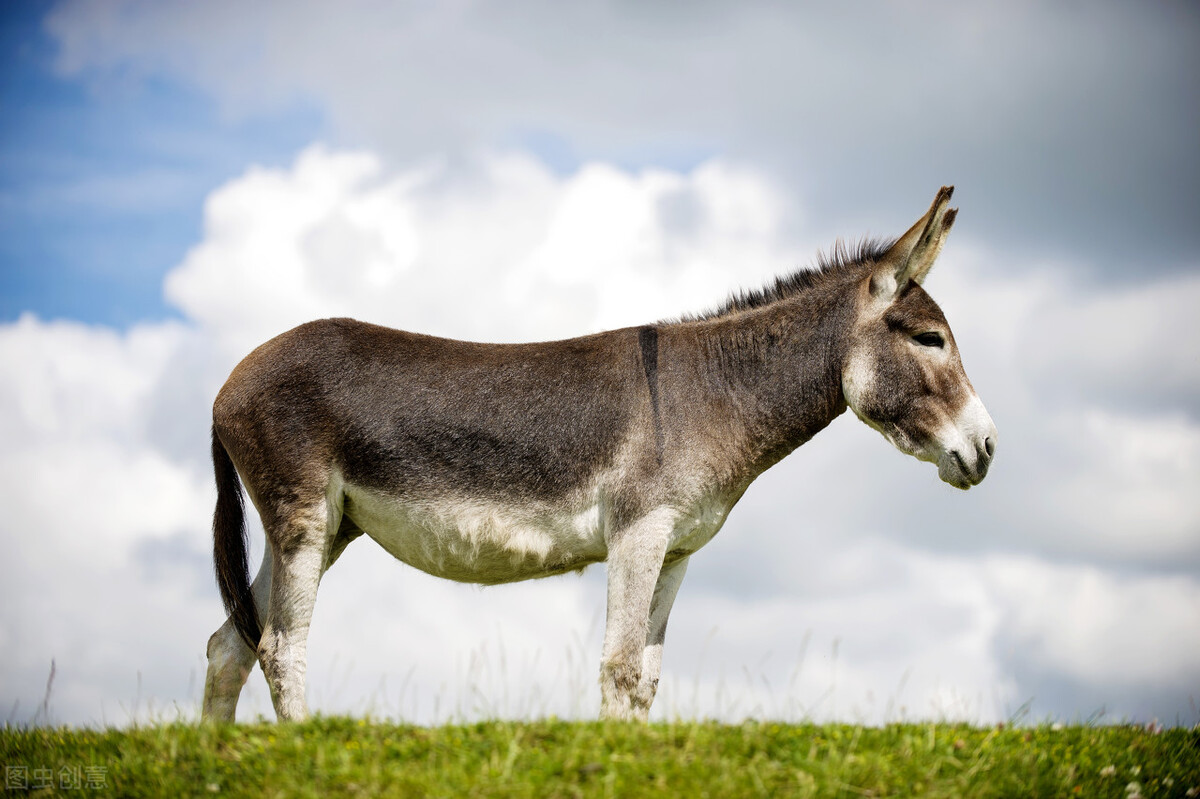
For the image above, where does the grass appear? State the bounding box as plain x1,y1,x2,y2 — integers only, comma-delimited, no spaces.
3,717,1198,797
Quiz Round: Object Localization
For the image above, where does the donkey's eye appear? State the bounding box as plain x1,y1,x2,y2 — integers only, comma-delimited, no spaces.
914,332,944,348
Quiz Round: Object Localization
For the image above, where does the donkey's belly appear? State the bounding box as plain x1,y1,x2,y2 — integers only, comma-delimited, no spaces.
343,484,609,584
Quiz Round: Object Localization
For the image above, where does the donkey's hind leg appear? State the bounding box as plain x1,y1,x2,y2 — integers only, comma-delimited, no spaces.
202,551,272,722
202,498,360,723
257,492,342,722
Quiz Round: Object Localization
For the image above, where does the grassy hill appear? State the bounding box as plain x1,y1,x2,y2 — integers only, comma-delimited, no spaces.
3,717,1197,797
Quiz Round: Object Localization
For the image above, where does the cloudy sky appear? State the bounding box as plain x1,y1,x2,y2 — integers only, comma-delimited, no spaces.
2,1,1198,727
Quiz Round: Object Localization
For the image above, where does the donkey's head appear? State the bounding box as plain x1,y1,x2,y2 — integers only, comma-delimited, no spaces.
842,187,997,489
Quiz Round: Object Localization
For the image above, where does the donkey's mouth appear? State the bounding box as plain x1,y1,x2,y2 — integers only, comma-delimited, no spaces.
938,448,988,490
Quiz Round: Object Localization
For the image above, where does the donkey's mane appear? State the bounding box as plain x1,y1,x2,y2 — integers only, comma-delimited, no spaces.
680,236,895,323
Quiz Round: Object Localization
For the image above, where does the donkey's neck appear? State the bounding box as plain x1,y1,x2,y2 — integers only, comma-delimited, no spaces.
678,274,860,482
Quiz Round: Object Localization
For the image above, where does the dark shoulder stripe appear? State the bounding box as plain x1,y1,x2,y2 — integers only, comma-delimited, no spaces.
638,326,664,465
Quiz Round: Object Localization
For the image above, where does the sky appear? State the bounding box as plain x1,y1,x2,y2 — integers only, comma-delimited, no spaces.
1,0,1198,728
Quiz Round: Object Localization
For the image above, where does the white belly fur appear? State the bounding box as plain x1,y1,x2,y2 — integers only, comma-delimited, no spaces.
342,480,740,585
343,482,611,584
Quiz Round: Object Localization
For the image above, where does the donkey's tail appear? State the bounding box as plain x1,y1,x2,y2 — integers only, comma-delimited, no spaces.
211,426,262,650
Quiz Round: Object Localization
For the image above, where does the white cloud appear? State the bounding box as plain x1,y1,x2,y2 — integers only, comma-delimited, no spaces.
986,557,1200,688
165,145,800,354
663,545,1200,723
1031,409,1200,557
1024,273,1200,412
2,145,1197,726
0,314,187,446
661,539,1018,723
0,316,218,724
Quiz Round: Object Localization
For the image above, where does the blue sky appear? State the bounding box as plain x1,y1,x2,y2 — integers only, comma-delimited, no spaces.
1,2,323,325
1,0,1197,728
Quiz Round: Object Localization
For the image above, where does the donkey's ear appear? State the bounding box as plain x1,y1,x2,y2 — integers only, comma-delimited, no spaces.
871,186,957,299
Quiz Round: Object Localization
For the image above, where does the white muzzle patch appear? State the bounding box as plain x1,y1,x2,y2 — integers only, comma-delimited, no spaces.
933,392,997,490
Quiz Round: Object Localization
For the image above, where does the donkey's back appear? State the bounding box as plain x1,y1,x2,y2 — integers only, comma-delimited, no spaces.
216,317,651,503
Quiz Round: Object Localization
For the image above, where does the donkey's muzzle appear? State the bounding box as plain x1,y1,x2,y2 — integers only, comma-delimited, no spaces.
936,397,997,490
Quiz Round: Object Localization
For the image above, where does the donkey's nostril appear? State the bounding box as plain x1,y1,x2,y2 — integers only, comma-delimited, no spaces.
984,436,995,458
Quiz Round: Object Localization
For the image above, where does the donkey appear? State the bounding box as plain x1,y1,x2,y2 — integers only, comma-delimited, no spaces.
202,186,996,723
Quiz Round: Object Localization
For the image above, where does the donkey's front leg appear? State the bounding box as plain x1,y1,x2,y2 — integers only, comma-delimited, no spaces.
600,509,673,721
633,555,689,716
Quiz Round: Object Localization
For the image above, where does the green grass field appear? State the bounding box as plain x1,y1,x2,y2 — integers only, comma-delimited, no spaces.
3,717,1198,797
